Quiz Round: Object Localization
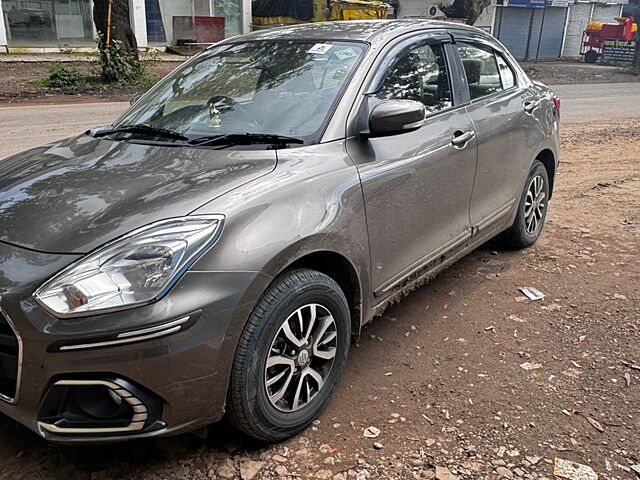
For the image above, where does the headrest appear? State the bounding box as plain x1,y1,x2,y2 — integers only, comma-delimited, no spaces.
462,59,483,85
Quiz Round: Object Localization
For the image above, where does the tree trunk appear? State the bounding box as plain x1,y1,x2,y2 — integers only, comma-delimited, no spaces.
439,0,492,25
93,0,138,59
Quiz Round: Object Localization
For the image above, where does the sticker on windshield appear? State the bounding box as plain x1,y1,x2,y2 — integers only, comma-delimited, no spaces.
308,43,333,54
334,48,357,61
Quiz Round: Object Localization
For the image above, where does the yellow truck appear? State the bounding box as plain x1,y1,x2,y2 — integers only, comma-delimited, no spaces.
252,0,390,29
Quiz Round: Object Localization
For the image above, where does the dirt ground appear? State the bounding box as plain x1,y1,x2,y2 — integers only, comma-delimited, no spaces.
0,112,637,478
0,60,181,105
521,61,640,86
0,58,638,105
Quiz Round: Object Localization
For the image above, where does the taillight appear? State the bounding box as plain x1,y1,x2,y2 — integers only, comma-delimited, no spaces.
552,95,560,122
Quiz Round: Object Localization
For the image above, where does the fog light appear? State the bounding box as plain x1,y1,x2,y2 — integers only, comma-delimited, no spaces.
72,384,129,419
37,378,163,435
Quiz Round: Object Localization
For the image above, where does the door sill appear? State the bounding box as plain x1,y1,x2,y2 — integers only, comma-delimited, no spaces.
373,229,471,298
472,199,516,236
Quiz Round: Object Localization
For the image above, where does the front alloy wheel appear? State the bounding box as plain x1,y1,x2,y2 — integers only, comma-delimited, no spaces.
227,269,351,441
265,303,338,412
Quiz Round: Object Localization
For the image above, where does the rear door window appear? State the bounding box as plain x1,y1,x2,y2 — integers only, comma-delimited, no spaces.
456,42,502,100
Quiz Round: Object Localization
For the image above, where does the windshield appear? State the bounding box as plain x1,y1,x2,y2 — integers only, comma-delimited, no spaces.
115,40,367,145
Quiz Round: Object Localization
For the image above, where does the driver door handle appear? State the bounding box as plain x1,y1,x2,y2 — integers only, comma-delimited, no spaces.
451,130,475,147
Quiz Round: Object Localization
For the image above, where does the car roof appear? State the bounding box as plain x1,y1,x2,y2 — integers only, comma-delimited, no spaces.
222,19,482,45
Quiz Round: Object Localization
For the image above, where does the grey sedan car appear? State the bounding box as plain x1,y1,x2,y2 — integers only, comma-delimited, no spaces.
0,20,559,443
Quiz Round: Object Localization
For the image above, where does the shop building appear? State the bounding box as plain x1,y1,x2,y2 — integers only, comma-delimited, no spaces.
0,0,251,53
0,0,630,58
493,0,628,61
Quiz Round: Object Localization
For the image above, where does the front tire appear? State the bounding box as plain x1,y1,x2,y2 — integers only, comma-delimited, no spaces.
226,269,351,441
499,160,549,249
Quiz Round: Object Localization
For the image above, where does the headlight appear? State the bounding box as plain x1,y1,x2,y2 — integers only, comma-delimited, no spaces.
34,215,224,318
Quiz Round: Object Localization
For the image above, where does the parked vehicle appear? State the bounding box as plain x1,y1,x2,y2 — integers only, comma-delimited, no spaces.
580,16,637,63
0,20,559,444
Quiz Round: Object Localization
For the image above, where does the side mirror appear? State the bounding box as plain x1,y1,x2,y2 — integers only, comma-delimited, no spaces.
130,94,142,106
365,99,426,138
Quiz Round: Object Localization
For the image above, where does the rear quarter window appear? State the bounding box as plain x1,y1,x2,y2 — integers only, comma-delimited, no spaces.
496,54,516,89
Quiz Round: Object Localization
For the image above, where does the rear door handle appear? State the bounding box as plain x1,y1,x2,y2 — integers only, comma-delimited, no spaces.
451,130,475,147
523,100,539,114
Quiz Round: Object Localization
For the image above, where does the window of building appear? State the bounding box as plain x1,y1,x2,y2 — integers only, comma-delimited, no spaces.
3,0,94,47
148,0,243,46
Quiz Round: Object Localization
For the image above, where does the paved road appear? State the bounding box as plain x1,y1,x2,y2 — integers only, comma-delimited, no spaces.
550,82,640,123
0,82,639,159
0,102,128,158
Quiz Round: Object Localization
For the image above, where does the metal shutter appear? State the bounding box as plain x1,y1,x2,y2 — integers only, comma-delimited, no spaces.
495,7,532,60
527,7,568,60
496,6,567,60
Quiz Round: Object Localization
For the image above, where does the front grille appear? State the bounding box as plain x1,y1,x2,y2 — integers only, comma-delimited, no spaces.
0,311,19,400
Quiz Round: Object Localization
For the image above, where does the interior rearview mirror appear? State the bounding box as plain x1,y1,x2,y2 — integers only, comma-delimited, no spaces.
364,99,426,138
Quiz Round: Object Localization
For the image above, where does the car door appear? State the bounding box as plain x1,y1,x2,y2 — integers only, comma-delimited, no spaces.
346,33,477,300
453,36,544,234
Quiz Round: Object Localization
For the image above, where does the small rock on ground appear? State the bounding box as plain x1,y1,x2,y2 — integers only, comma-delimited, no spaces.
435,465,459,480
496,466,514,478
239,460,264,480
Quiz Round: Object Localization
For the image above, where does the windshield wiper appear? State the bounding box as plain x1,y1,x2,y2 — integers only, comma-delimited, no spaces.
87,124,189,141
188,133,304,148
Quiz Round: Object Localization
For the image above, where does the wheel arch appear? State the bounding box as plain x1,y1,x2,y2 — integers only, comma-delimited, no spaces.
536,148,556,199
284,251,363,341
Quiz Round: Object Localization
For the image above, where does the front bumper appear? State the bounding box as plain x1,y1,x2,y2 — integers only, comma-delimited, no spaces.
0,240,270,444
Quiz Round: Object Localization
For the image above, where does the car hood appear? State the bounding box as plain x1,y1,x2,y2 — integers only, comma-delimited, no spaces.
0,134,277,254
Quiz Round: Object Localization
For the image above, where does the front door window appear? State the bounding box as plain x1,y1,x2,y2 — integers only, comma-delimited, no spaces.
375,41,453,116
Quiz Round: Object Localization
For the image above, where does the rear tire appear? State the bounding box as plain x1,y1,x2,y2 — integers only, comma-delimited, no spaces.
226,269,351,442
585,49,598,64
498,160,549,250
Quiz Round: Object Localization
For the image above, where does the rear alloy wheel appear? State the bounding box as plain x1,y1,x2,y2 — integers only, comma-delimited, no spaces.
524,174,546,236
226,269,351,441
499,160,549,249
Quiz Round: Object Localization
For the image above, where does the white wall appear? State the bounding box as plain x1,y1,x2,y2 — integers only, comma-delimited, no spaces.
130,0,148,48
562,1,591,57
242,0,251,34
398,0,497,31
591,2,623,21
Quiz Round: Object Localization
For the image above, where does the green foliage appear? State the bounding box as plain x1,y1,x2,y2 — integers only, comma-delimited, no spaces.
42,64,86,89
36,40,159,91
621,64,640,75
58,43,75,54
98,39,159,86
